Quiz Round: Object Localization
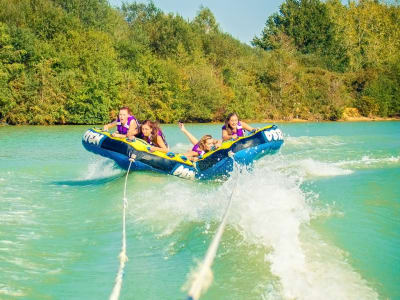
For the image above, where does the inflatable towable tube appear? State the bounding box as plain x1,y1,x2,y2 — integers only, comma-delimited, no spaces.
82,125,284,180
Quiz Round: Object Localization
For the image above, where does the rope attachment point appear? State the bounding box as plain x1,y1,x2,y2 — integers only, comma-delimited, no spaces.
129,153,136,162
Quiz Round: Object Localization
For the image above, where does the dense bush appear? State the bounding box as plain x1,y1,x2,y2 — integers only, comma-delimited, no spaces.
0,0,399,125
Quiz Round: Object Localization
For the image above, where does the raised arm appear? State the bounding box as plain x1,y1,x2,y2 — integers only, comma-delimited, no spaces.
179,122,198,145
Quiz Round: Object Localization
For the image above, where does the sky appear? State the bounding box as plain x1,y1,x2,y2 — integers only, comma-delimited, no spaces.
108,0,285,44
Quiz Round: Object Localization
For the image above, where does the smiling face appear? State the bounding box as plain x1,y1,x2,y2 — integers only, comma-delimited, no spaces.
228,114,239,129
118,109,129,124
141,123,152,137
203,138,214,151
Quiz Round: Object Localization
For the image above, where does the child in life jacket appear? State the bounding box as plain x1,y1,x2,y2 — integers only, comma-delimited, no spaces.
138,120,169,153
222,112,255,141
103,106,139,139
178,122,221,161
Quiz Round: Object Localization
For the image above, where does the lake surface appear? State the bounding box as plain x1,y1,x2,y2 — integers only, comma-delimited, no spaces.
0,121,399,299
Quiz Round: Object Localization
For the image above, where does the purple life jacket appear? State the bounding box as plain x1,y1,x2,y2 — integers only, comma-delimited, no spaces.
139,129,168,147
116,115,138,135
158,129,168,147
192,143,205,156
222,121,244,137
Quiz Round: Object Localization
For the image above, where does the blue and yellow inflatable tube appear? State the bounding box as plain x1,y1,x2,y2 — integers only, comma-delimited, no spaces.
82,125,284,180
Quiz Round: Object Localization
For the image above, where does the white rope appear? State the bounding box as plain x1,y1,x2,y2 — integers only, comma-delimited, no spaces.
109,159,134,300
186,155,239,300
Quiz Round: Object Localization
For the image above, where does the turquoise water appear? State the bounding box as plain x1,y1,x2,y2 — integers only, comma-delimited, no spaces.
0,122,399,299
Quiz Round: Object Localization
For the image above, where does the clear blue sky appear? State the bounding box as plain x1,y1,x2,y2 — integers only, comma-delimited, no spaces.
108,0,285,44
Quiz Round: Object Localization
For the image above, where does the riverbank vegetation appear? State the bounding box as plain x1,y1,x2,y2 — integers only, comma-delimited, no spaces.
0,0,399,124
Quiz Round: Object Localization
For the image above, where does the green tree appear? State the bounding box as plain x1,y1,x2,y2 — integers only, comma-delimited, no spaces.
253,0,348,71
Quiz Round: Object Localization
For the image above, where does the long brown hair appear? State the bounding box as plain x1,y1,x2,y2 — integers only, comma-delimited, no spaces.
152,121,168,147
198,135,213,152
140,120,168,147
224,112,239,135
140,120,159,145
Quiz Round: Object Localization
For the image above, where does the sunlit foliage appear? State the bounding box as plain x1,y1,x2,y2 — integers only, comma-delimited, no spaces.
0,0,399,124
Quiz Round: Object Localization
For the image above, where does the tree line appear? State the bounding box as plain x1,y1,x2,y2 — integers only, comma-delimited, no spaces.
0,0,399,125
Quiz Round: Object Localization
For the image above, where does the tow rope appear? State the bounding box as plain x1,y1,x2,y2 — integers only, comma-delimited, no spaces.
109,156,135,300
185,153,239,300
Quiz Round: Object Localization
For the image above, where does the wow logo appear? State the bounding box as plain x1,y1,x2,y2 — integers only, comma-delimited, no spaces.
172,165,196,180
264,128,283,142
83,130,104,146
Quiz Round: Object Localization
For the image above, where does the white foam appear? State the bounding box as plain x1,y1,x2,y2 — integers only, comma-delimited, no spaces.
128,180,216,228
285,136,344,147
126,163,377,299
82,157,122,180
171,142,193,153
0,284,25,297
336,155,400,169
293,159,353,178
257,156,353,179
230,166,377,300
